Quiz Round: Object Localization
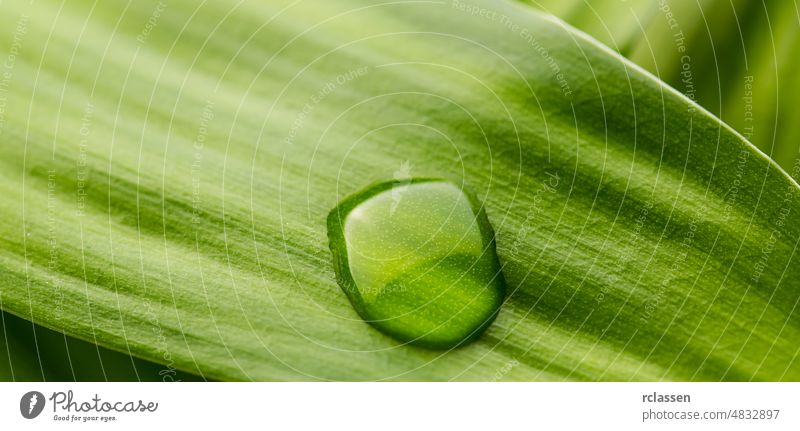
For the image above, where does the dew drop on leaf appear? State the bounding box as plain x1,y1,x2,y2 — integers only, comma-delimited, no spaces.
327,179,505,349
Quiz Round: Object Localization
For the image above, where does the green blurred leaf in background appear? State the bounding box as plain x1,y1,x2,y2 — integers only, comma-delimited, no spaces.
526,0,800,171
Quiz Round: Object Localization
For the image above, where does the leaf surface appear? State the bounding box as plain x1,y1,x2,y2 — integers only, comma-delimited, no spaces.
0,0,798,381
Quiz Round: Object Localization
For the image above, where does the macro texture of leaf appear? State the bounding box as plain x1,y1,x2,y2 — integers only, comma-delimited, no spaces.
0,0,798,381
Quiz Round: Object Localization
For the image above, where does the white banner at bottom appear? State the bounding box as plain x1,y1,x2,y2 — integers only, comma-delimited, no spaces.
0,382,796,430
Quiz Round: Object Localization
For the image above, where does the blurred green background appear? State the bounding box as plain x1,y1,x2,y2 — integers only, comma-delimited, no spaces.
527,0,800,172
2,0,796,381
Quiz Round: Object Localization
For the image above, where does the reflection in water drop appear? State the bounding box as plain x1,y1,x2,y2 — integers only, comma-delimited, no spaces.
327,179,505,349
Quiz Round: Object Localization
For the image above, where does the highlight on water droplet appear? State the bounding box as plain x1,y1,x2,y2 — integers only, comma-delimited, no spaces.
327,178,505,349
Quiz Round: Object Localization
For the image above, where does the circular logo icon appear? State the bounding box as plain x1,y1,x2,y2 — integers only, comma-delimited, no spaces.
20,391,45,419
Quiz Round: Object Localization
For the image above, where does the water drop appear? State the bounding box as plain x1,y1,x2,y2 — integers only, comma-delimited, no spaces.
327,178,505,349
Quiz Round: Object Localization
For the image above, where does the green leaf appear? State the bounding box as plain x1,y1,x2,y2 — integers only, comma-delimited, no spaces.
0,0,798,381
